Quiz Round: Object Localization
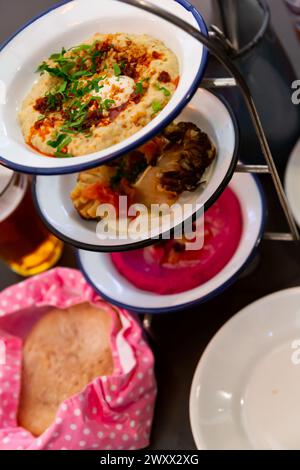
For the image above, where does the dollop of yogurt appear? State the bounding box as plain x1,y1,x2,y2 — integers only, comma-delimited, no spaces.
91,75,135,108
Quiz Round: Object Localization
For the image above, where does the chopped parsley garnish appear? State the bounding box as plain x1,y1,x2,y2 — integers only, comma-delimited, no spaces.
33,40,125,157
113,63,121,76
91,79,102,93
152,100,163,114
47,133,72,152
36,40,103,82
90,49,103,73
69,43,94,52
49,47,68,64
36,62,70,81
135,78,150,95
57,81,67,94
103,99,116,110
156,84,171,97
54,150,73,158
50,47,66,59
70,70,93,80
136,81,145,95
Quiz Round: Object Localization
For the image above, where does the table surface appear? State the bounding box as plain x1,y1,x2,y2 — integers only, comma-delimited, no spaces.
0,0,299,450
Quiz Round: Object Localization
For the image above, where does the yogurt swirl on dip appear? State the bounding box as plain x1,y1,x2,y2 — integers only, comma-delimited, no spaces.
91,76,136,107
111,188,243,295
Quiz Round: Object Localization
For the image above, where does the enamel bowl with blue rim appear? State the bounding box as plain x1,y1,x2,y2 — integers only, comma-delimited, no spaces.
76,173,266,313
0,0,208,175
33,89,239,251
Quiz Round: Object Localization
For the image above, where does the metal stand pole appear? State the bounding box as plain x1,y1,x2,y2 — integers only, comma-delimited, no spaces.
120,0,300,242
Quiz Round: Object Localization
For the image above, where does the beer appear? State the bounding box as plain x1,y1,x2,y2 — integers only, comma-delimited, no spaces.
0,168,63,276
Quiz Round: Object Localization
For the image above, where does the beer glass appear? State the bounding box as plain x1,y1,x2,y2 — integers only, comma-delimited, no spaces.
0,167,63,276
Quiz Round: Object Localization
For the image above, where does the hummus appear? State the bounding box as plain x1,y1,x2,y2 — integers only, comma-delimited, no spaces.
19,33,179,158
111,188,243,295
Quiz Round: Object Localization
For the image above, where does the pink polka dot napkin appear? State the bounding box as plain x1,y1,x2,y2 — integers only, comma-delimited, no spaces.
0,268,156,450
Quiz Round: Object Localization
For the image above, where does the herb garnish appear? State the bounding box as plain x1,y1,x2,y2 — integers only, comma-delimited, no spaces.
47,133,72,158
69,44,93,53
54,151,73,158
36,62,72,81
155,84,171,97
47,133,72,152
113,63,121,76
103,99,116,110
34,39,121,157
135,78,150,95
152,100,163,114
70,70,93,80
135,80,145,95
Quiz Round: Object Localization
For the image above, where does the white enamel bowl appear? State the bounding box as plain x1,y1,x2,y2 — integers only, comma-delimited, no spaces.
33,89,239,251
190,288,300,450
0,0,208,175
76,173,266,313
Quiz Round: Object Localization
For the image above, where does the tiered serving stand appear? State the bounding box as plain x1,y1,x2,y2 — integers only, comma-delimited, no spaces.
3,0,299,306
117,0,300,330
122,0,299,244
29,0,300,323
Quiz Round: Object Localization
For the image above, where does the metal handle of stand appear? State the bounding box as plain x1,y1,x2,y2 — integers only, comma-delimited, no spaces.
202,77,237,88
120,0,299,242
236,162,270,174
264,232,295,241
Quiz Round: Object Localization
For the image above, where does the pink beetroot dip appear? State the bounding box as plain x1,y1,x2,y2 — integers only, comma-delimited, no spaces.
111,188,243,295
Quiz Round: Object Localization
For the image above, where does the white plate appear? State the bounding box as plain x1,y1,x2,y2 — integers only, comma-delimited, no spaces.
285,138,300,227
33,89,239,251
190,288,300,450
0,0,208,175
76,172,265,313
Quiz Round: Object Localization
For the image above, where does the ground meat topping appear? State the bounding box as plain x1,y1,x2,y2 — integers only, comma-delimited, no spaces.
158,71,171,83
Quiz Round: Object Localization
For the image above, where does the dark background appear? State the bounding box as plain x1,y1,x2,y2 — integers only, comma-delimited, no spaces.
0,0,299,450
